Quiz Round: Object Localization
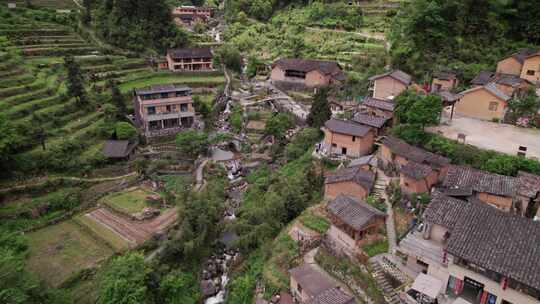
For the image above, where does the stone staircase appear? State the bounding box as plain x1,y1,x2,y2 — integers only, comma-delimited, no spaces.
369,258,405,304
373,169,397,253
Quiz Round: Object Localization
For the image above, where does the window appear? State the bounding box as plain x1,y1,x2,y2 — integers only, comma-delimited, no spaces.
488,102,498,111
297,283,302,294
341,147,347,155
160,93,169,98
180,104,188,112
331,143,337,148
147,106,156,115
352,136,356,142
166,105,172,113
526,70,535,76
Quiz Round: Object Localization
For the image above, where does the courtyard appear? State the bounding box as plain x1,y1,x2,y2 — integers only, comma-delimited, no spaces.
428,113,540,160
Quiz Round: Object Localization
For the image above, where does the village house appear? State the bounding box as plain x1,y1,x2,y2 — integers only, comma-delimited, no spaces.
399,192,465,289
442,166,540,216
321,119,376,158
496,49,540,84
359,96,395,119
324,165,376,201
352,113,391,135
289,264,354,304
165,48,213,72
329,99,358,116
470,71,530,97
171,6,213,27
270,58,346,89
442,165,516,212
379,136,450,182
431,71,459,93
347,154,377,171
133,84,195,138
399,161,440,195
102,139,138,161
368,69,412,100
454,83,511,121
445,201,540,304
326,194,386,257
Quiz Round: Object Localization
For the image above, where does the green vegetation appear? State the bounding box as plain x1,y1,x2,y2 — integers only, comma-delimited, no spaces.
298,211,330,234
306,88,331,129
394,90,443,127
118,74,226,93
265,112,295,140
362,239,389,257
226,252,265,304
100,188,159,215
175,130,210,158
261,233,299,292
74,214,131,252
26,220,114,288
390,0,540,81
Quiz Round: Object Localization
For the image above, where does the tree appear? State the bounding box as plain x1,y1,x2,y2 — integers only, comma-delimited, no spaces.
506,87,540,124
115,122,137,140
192,95,210,119
97,252,151,304
158,271,199,304
64,55,87,106
265,113,294,140
175,130,209,158
306,88,331,128
109,81,127,119
394,90,442,127
213,44,242,73
285,128,321,160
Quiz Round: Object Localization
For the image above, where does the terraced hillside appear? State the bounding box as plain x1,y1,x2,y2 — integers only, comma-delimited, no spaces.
356,0,409,34
5,0,78,10
0,7,225,174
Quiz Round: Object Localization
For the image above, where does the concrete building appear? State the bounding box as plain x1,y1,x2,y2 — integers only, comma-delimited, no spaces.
133,84,195,138
432,71,459,93
270,58,346,89
171,6,213,27
321,119,376,158
165,48,213,72
324,165,376,201
368,69,412,100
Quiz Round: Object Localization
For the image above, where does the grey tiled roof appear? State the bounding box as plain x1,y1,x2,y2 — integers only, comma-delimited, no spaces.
168,47,212,59
470,71,494,86
327,194,385,231
324,119,372,137
380,136,450,169
289,264,336,297
509,48,540,64
448,200,540,290
442,165,516,197
459,83,510,101
362,97,395,112
423,191,468,230
134,84,191,95
102,140,137,158
495,73,526,87
353,113,389,129
348,155,376,168
273,58,345,80
369,69,412,85
400,161,433,180
306,287,355,304
516,171,540,199
436,90,461,103
325,166,376,191
433,71,457,81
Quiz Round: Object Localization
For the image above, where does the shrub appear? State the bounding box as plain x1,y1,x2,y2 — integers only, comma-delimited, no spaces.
114,122,137,140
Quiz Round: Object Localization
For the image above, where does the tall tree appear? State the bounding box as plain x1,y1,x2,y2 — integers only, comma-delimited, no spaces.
64,55,87,106
306,88,331,129
109,81,127,119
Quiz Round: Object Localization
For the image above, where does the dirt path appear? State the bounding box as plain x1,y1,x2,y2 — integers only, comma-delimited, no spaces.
305,27,391,50
0,172,138,194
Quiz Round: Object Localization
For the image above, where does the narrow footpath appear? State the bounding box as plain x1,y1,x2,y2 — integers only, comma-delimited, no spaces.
373,168,396,254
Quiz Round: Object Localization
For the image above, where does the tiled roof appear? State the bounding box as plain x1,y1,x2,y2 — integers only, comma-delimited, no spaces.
516,171,540,199
289,264,336,297
423,191,468,230
400,161,433,180
134,84,191,95
442,165,516,197
353,113,390,129
459,83,511,102
494,73,527,87
324,119,372,137
436,90,461,103
168,47,213,59
348,155,376,168
470,71,495,86
272,58,345,80
306,287,355,304
362,96,395,112
448,200,540,290
509,48,540,64
102,140,137,158
325,166,376,191
380,136,450,169
433,71,457,81
327,194,385,231
369,69,412,85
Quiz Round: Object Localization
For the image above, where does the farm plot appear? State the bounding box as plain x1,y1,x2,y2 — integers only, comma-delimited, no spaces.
100,186,162,216
25,220,114,287
80,207,178,247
